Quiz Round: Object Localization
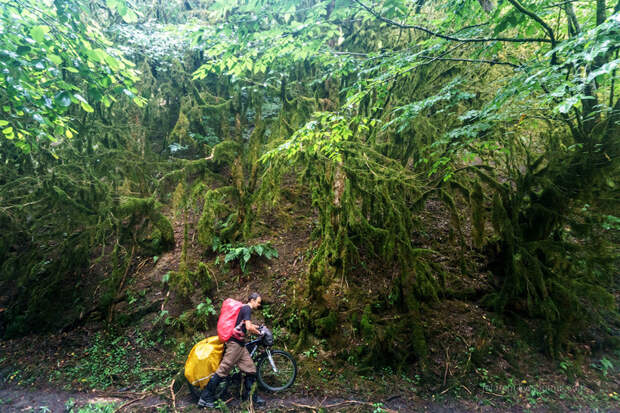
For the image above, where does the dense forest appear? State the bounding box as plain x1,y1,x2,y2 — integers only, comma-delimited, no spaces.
1,0,619,411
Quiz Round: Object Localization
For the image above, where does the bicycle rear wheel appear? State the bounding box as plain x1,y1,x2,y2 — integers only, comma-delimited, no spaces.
256,349,297,391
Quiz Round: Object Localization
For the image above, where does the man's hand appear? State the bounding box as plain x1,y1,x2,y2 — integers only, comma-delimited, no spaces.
245,320,261,335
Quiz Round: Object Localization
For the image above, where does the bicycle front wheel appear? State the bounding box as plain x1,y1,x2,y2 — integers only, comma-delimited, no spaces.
257,349,297,391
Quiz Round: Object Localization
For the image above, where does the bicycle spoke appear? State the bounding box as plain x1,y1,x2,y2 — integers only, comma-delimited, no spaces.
258,351,296,390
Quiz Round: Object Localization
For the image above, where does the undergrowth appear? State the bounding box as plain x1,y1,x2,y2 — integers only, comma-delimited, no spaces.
50,332,177,390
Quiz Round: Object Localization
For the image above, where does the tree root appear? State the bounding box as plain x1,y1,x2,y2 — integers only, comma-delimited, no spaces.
113,394,147,412
290,400,399,412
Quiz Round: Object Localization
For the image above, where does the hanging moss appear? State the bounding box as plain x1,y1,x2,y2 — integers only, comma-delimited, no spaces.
170,110,190,144
212,140,241,164
470,180,485,249
119,197,174,254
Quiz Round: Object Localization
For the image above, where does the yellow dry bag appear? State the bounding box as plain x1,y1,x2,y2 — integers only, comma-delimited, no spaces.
184,335,224,389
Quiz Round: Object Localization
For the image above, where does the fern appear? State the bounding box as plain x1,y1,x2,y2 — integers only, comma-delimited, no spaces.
212,237,278,273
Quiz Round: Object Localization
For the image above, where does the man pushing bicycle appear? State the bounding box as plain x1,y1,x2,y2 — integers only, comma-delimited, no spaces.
198,293,266,408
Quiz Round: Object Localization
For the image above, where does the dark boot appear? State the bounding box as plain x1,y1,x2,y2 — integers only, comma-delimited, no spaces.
197,373,223,408
243,374,265,406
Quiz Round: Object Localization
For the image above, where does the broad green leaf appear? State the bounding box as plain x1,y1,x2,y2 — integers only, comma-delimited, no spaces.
557,96,579,114
103,54,121,71
106,0,120,9
74,93,94,112
30,25,50,43
122,9,138,24
80,101,94,112
48,54,62,65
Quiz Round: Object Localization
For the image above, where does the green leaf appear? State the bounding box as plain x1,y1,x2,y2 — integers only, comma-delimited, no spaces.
224,251,237,263
2,126,14,135
162,271,171,283
80,101,94,112
30,25,50,43
16,45,31,55
0,120,8,127
103,53,121,71
106,0,120,9
15,141,30,153
122,9,138,24
75,94,95,112
48,54,62,65
133,96,146,107
557,96,579,114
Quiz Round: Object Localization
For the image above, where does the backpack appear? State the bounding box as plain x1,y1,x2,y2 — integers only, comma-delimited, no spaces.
184,335,224,389
217,298,244,342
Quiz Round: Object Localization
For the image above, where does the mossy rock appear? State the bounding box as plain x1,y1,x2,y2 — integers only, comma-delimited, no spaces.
152,212,174,248
195,262,215,294
169,270,194,298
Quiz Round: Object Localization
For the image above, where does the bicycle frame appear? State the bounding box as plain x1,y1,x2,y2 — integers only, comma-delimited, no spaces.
245,338,279,373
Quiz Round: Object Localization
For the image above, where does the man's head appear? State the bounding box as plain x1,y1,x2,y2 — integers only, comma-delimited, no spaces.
248,292,262,309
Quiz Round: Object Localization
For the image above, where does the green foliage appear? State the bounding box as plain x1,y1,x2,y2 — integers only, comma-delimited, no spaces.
56,332,176,390
593,357,614,377
160,297,218,333
0,0,177,337
196,298,216,317
212,237,278,273
119,197,175,254
0,0,142,153
194,298,217,331
73,402,118,413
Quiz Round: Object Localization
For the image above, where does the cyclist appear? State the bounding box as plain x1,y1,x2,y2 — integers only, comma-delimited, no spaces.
198,292,266,408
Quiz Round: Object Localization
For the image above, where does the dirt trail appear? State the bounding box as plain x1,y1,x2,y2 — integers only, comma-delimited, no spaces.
0,383,503,412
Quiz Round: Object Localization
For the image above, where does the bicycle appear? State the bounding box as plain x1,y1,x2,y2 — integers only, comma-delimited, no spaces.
188,326,297,401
